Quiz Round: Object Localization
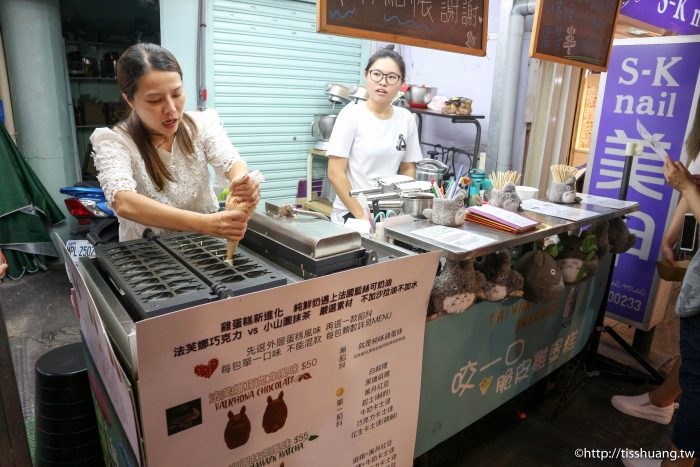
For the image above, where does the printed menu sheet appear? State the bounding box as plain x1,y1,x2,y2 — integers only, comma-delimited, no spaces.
136,252,441,467
577,193,638,210
411,225,497,251
520,199,599,221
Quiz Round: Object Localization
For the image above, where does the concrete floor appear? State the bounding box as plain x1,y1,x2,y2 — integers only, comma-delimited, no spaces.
0,260,685,466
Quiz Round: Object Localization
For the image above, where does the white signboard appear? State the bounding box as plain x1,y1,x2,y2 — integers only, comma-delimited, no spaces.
136,252,440,467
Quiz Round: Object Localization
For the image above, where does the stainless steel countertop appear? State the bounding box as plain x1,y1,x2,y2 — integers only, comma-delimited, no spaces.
384,198,639,260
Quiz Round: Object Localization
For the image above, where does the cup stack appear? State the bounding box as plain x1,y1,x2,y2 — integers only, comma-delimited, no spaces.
34,343,104,467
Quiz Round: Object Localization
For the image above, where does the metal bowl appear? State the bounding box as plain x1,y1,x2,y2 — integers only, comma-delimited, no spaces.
325,83,350,105
401,192,435,218
349,85,368,102
405,85,438,107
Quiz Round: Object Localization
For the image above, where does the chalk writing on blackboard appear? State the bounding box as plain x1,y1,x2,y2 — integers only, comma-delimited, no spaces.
318,0,489,56
531,0,621,72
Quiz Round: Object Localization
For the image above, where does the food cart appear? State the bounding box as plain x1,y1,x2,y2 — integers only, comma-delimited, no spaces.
62,195,636,466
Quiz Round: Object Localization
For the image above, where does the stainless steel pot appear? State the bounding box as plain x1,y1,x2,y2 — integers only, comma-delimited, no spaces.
415,159,448,182
310,114,337,141
401,192,434,218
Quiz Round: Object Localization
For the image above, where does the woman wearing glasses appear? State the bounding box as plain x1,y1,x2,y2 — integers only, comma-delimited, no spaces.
327,45,423,224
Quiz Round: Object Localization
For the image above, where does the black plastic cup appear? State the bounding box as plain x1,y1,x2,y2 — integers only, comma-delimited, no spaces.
35,383,92,405
35,440,103,463
36,452,105,467
35,425,98,450
34,343,103,466
37,397,96,419
35,343,90,389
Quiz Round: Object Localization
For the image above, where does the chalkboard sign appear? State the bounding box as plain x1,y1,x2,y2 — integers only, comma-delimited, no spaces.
317,0,488,56
530,0,622,72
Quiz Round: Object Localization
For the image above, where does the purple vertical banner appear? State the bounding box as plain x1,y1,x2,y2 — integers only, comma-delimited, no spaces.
621,0,700,35
586,36,700,327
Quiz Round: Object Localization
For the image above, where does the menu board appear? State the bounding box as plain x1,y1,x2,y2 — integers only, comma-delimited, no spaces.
530,0,622,72
136,252,441,466
575,73,600,151
317,0,488,56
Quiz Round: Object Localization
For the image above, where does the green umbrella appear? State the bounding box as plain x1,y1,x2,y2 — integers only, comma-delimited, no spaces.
0,123,65,280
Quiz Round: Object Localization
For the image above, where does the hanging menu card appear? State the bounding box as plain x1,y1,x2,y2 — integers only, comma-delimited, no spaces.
530,0,622,71
317,0,489,56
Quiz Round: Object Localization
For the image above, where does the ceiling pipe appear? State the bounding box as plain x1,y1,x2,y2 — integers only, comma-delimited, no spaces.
496,0,536,172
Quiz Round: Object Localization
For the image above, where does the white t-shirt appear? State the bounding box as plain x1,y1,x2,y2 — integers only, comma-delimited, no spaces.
326,102,423,223
91,109,242,241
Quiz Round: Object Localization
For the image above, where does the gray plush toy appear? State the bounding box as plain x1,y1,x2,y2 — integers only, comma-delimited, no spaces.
513,250,564,304
607,217,636,254
430,258,485,314
423,191,466,227
586,221,610,259
548,176,577,203
489,182,521,212
546,231,598,284
475,251,524,301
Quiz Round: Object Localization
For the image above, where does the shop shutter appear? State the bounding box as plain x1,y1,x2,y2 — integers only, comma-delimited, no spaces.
209,0,369,200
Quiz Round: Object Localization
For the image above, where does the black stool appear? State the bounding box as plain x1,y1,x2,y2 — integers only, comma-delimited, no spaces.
34,343,104,466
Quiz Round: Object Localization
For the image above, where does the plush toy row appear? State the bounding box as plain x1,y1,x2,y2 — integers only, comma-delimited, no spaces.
429,217,637,316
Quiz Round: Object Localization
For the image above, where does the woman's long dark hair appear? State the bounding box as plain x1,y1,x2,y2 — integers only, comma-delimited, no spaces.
116,42,197,191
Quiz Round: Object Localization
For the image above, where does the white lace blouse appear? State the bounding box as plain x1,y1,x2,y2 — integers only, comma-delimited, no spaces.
91,109,242,241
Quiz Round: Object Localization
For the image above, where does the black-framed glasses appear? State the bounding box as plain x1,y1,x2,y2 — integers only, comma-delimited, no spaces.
368,69,402,85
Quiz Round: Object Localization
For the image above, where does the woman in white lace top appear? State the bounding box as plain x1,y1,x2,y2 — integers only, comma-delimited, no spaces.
91,43,259,242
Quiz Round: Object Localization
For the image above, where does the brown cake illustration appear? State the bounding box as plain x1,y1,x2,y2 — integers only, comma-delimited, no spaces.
224,406,251,449
262,391,288,434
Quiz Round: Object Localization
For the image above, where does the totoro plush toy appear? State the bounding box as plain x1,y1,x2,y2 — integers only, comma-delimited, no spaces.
430,258,485,314
607,216,636,254
513,250,564,303
489,183,521,212
586,221,610,259
548,176,577,203
475,251,524,301
224,406,251,449
423,191,466,227
546,231,598,284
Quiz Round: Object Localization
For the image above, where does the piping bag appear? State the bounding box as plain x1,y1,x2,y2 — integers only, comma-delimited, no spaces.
225,170,265,261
